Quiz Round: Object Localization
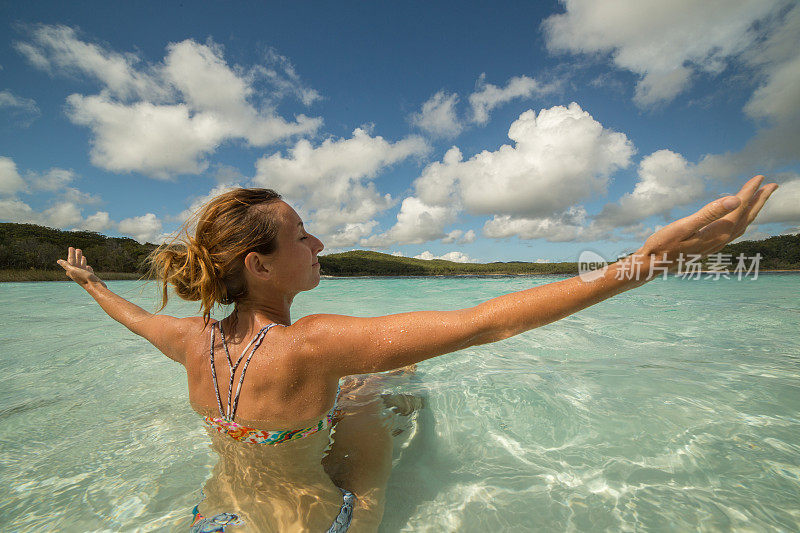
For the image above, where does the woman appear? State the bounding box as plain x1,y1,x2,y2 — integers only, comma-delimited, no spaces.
57,176,777,531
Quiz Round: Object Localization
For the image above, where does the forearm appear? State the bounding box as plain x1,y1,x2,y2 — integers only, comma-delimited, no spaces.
84,279,154,335
470,254,652,345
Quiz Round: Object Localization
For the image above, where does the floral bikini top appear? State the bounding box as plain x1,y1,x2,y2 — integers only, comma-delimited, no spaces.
203,321,340,445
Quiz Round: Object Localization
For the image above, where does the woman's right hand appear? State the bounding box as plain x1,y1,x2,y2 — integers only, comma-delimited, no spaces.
57,247,106,288
634,175,778,273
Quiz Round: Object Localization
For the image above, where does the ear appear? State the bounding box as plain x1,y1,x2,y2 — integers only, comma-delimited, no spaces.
243,251,272,281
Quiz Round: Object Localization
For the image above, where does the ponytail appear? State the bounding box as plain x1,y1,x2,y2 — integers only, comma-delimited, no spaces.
148,188,282,325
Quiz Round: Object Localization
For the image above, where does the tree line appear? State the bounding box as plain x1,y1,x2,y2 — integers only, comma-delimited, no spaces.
1,223,156,273
1,222,798,280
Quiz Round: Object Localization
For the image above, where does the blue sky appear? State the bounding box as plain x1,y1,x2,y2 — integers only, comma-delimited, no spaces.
1,1,798,263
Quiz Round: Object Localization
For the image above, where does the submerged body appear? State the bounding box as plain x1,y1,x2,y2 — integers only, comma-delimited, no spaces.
187,319,393,532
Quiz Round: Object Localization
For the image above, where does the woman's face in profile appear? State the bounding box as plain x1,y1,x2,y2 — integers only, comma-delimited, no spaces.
267,201,325,292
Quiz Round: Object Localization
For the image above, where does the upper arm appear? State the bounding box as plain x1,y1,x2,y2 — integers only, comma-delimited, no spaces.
127,314,202,365
292,308,485,377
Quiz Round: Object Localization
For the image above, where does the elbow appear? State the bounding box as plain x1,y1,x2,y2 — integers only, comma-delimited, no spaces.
465,305,517,346
470,327,515,346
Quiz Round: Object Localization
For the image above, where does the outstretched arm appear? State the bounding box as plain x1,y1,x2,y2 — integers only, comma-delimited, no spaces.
57,247,195,364
295,175,778,376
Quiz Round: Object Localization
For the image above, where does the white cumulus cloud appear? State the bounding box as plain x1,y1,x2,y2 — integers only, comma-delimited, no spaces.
0,198,36,223
17,25,322,178
543,0,784,107
253,128,428,246
419,103,633,218
410,74,555,138
0,197,92,230
257,48,322,106
29,168,76,192
15,25,167,100
596,149,703,228
483,205,605,242
0,156,105,231
0,90,40,126
698,4,800,180
362,197,459,247
754,177,800,224
0,156,26,195
373,103,633,246
118,213,163,243
42,202,83,228
79,211,112,232
441,229,476,244
413,250,477,263
410,91,462,138
469,74,554,124
326,221,379,248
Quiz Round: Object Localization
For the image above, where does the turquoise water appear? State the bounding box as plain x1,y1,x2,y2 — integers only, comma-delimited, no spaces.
1,274,799,531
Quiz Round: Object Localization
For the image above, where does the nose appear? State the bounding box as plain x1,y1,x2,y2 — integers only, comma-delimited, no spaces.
313,234,324,254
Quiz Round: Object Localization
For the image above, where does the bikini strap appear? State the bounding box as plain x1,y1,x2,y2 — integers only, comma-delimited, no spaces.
209,324,225,418
209,321,283,421
229,323,281,420
218,322,267,419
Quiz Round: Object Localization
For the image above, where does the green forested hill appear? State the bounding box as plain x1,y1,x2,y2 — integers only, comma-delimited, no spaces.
317,250,576,275
719,233,800,270
0,223,156,273
1,222,798,281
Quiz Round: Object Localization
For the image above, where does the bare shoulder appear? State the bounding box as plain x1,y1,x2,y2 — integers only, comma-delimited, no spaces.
154,314,209,338
288,313,367,348
181,316,214,336
147,315,210,365
291,313,350,332
287,310,479,376
286,313,348,351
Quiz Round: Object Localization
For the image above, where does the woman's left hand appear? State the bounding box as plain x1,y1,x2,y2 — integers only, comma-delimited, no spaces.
634,175,778,272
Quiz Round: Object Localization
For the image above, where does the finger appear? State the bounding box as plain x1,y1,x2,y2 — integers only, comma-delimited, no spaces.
682,222,731,252
746,183,779,225
68,246,76,264
683,196,741,237
718,175,766,224
76,248,83,264
56,259,69,271
739,175,765,204
80,255,87,268
697,182,778,243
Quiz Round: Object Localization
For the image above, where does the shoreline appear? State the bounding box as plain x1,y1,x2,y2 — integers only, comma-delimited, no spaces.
319,270,800,278
0,270,146,282
2,269,799,283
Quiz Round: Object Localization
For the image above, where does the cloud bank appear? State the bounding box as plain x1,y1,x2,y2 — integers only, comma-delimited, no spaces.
16,25,322,178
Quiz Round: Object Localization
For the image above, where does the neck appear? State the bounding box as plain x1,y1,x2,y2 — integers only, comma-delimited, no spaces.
232,293,294,328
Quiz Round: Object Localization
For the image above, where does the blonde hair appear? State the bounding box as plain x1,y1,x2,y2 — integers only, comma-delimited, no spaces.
148,188,283,324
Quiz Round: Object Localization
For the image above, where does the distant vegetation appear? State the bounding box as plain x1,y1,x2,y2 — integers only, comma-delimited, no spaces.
317,250,576,276
1,222,798,282
718,233,800,270
1,223,156,275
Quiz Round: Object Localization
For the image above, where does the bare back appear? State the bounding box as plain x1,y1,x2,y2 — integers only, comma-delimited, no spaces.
182,317,341,431
179,317,364,531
